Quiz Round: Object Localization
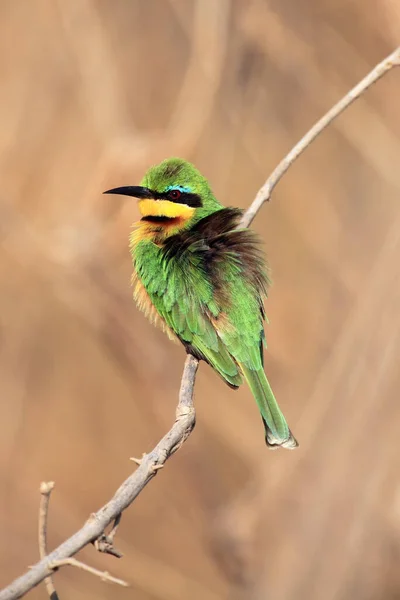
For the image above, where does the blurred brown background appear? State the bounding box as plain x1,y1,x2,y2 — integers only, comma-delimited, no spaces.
1,1,400,599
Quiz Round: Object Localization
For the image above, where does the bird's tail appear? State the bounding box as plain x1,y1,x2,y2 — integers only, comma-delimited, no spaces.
241,365,298,449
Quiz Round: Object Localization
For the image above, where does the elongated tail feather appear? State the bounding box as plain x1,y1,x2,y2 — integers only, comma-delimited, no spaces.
241,365,298,449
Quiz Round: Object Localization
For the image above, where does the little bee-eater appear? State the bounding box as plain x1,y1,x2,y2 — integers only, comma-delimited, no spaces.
105,158,297,449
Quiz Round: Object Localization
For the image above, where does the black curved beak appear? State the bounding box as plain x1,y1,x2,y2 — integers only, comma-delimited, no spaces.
103,186,154,199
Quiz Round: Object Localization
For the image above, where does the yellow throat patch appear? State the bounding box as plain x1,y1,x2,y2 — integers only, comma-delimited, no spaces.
138,199,195,220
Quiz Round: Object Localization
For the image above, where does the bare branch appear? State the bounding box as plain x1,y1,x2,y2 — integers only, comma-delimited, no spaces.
0,355,198,600
240,46,400,228
1,46,400,600
48,558,128,587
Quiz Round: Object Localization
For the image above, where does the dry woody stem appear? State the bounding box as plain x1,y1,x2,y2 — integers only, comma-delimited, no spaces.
1,47,399,600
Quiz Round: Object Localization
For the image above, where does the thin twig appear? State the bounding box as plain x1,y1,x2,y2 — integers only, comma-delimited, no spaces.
94,514,123,558
38,482,58,600
48,558,128,587
0,355,198,600
107,513,121,542
240,46,400,228
1,46,399,600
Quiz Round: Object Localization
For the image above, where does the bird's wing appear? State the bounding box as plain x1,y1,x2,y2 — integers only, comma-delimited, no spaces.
136,239,243,387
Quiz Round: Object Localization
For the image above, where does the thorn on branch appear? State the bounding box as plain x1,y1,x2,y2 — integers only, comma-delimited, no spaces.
151,463,164,473
130,453,146,466
130,454,164,473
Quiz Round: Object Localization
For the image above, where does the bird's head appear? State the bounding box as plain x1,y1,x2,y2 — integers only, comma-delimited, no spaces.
104,158,222,236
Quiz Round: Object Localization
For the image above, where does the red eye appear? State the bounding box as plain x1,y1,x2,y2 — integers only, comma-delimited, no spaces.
169,189,181,200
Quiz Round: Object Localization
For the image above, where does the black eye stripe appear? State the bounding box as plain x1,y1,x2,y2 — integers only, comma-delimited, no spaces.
152,190,202,208
173,193,202,208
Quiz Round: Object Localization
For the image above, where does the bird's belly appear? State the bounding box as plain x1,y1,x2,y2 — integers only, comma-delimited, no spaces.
132,270,178,342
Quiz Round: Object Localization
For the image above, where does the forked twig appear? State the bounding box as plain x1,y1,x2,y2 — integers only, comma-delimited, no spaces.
38,483,126,596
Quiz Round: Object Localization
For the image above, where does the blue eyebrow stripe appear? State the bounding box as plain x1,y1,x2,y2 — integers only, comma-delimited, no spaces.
165,185,192,193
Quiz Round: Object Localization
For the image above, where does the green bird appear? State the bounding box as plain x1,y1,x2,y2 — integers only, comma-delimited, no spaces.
105,158,297,449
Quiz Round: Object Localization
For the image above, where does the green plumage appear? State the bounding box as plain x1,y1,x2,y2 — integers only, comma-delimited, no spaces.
108,157,297,449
